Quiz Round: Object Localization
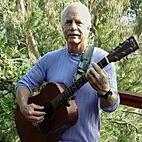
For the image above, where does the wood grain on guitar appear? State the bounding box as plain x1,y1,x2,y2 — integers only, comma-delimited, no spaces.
14,36,139,142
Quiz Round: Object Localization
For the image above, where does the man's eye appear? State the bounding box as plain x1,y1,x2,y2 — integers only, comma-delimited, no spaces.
66,21,71,24
76,21,82,25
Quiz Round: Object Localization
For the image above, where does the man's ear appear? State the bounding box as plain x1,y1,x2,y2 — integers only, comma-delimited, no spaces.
88,25,96,38
87,24,91,30
87,24,91,35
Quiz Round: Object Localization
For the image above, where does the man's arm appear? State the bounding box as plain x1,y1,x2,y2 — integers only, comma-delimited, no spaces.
16,86,30,107
15,86,45,123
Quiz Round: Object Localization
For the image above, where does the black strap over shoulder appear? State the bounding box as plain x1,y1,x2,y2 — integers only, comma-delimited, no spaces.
73,45,94,82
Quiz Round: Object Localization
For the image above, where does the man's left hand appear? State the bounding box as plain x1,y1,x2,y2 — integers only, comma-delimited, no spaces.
86,63,110,96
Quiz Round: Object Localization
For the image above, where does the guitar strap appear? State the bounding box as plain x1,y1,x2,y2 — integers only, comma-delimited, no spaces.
73,45,94,82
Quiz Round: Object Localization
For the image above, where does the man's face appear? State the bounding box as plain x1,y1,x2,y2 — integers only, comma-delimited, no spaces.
62,7,90,47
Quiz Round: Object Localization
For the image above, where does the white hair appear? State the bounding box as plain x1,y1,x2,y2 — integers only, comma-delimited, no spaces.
61,2,91,26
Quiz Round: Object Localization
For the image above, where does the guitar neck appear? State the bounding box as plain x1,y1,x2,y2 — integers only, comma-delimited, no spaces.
52,56,109,109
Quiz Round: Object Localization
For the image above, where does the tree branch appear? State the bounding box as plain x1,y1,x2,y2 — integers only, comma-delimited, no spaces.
26,34,41,60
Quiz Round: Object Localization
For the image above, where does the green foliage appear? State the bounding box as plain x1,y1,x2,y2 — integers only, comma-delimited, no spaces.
0,51,31,141
101,106,142,142
0,0,141,141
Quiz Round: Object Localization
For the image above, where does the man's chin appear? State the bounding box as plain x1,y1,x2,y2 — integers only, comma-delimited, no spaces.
67,39,81,45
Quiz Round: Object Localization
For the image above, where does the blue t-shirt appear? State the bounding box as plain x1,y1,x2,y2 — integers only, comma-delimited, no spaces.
15,47,120,142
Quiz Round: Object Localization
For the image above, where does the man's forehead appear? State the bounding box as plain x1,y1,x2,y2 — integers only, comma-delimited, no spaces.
64,6,86,20
66,5,85,14
65,6,81,15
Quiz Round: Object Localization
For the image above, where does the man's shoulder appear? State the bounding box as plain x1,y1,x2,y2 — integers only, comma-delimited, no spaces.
40,47,66,60
44,47,66,56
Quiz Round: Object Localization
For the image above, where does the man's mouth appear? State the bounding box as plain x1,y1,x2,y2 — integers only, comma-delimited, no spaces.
68,34,80,37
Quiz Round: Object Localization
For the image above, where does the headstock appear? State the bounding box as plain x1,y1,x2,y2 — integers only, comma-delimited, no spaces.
107,36,139,63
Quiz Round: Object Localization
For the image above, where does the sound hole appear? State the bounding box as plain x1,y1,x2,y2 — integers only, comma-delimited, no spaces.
38,102,55,134
44,101,55,120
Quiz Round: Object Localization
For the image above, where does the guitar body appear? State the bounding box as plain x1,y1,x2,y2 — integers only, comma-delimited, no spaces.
14,82,78,142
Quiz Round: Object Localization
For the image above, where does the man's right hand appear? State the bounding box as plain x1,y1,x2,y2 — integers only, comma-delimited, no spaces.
19,103,46,123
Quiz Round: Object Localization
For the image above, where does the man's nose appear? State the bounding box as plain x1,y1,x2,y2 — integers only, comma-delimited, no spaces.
70,21,77,31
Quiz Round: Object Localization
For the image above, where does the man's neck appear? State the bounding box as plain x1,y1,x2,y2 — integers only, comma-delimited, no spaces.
67,43,86,54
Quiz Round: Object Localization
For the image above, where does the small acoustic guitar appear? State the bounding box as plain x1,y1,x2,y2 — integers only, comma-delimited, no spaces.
14,36,139,142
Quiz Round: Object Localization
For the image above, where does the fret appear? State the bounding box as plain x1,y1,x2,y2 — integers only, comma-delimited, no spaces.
97,57,109,69
69,82,77,93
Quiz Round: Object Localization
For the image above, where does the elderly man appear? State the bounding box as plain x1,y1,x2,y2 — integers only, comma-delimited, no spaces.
15,2,119,142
